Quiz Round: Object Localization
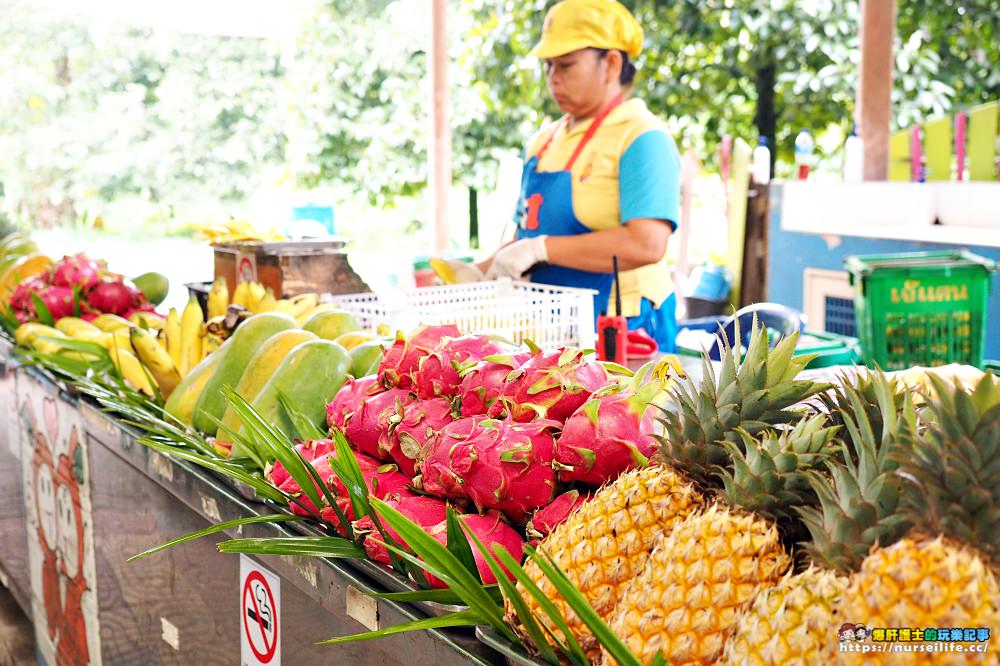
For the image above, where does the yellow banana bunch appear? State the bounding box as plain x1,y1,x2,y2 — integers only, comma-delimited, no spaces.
179,295,205,376
232,281,251,309
246,281,267,313
109,346,156,396
166,308,182,367
194,218,284,244
207,276,229,319
255,287,276,313
55,317,111,347
91,313,132,332
129,311,165,332
203,334,223,357
130,327,182,398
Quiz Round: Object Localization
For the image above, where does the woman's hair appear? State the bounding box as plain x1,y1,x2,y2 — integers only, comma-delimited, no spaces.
595,48,637,86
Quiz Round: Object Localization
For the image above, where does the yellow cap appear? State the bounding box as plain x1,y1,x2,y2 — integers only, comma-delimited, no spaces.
530,0,643,60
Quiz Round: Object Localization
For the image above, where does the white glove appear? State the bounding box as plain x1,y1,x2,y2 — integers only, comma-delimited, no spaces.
485,236,549,280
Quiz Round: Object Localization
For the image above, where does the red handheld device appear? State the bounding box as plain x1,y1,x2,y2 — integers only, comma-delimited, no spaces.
597,256,629,364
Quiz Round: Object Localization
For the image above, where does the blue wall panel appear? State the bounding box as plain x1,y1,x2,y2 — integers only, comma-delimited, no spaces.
766,184,1000,361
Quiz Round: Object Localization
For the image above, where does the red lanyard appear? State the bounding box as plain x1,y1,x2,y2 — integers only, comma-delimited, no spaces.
534,94,625,170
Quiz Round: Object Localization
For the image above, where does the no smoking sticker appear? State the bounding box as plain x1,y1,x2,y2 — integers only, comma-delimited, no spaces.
241,555,280,665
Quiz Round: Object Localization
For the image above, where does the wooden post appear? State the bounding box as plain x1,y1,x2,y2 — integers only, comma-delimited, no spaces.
429,0,451,253
857,0,896,181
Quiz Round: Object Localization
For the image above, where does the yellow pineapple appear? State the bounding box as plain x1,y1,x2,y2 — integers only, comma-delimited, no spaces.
840,536,1000,666
717,565,848,665
508,464,703,660
603,414,838,665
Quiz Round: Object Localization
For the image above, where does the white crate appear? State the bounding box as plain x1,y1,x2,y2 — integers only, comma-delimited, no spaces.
326,278,597,349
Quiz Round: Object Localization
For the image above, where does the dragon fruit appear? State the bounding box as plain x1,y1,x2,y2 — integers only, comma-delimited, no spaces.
356,492,451,564
417,418,560,522
488,347,616,423
426,512,525,587
267,441,410,534
34,285,78,320
457,351,532,417
343,388,413,460
377,324,462,390
326,376,379,430
387,397,455,476
554,361,669,485
9,277,49,313
50,254,101,292
412,335,504,399
525,490,591,545
86,278,140,316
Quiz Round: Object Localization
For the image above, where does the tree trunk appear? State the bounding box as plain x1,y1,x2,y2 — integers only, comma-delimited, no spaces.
753,56,777,175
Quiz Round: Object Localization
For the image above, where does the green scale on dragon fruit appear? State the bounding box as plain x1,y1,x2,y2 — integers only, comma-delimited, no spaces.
525,489,591,546
355,491,451,564
457,351,532,417
487,347,625,423
553,360,671,485
412,334,505,399
425,511,524,587
377,324,462,390
326,375,379,431
265,440,410,535
415,417,560,523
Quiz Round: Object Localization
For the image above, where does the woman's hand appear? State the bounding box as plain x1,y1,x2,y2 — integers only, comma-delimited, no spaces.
485,236,550,279
544,218,671,273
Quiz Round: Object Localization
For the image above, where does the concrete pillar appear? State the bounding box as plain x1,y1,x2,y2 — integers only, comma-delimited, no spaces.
429,0,451,252
857,0,896,181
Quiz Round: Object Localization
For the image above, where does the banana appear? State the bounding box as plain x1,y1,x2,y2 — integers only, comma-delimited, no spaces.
203,333,223,358
107,329,133,352
15,323,63,347
272,299,296,314
232,281,251,309
246,281,266,313
294,303,344,327
129,312,165,332
166,308,182,368
130,326,182,398
109,345,156,396
207,276,229,319
178,294,205,376
91,313,132,332
256,288,276,313
282,292,319,322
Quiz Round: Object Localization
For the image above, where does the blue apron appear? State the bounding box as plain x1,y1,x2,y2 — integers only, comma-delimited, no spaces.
515,95,678,352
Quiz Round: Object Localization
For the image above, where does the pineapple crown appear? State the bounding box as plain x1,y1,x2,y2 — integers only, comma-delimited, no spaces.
796,371,916,574
656,317,832,484
896,372,1000,568
715,413,840,537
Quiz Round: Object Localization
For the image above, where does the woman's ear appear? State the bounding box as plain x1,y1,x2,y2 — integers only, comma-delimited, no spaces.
603,49,623,85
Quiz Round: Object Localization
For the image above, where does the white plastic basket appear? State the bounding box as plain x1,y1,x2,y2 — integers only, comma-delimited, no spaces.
326,278,597,349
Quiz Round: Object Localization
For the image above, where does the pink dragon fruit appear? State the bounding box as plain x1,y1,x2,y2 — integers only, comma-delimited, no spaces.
554,362,669,485
387,397,455,476
457,351,532,417
425,512,525,587
417,418,560,522
86,278,140,316
326,376,379,430
488,347,616,423
267,441,410,534
50,254,101,291
412,335,504,399
343,388,413,460
525,490,591,545
356,492,451,564
34,285,78,320
377,324,462,390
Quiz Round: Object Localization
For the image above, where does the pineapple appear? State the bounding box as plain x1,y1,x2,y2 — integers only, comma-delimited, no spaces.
838,373,1000,664
603,414,839,665
509,323,830,659
797,371,916,573
508,464,703,660
717,565,848,666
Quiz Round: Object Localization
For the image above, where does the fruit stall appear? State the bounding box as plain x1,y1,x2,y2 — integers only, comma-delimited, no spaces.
0,230,998,665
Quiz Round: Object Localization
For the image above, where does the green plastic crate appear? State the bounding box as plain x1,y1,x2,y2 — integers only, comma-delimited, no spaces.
845,251,997,371
985,360,1000,376
676,329,861,369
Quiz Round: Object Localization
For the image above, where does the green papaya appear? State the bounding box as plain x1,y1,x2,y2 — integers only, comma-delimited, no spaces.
349,340,384,378
232,339,351,456
302,309,360,341
192,312,297,435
